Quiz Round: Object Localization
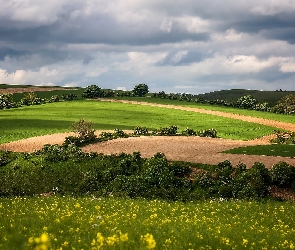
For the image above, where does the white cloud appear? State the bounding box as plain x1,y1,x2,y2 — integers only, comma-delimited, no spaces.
85,67,108,77
0,67,62,85
280,58,295,73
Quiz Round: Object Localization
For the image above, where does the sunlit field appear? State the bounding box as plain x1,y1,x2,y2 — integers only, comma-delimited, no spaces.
0,99,277,144
0,197,294,249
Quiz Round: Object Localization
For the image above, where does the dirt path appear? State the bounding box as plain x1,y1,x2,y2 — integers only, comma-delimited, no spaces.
1,98,295,168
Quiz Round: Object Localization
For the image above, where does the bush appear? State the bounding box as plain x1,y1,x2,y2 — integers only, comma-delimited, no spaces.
270,130,295,144
156,125,178,136
133,126,149,135
273,94,295,115
39,144,85,162
182,127,197,136
270,161,295,188
197,128,217,138
48,95,60,102
232,162,271,199
71,119,96,141
20,92,46,106
113,129,129,138
0,151,15,166
236,95,258,109
61,93,77,101
0,93,15,109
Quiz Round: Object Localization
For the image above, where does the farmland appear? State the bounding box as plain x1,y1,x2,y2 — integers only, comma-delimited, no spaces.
1,86,295,249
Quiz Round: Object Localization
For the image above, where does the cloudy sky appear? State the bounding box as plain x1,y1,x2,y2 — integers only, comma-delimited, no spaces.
1,0,295,94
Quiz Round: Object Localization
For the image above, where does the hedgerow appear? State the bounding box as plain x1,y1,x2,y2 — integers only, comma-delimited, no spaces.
1,145,294,200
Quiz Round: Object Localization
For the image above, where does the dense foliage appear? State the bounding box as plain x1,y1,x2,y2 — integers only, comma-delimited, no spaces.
132,83,149,97
270,130,295,144
0,93,15,109
0,91,77,110
1,146,294,200
272,94,295,115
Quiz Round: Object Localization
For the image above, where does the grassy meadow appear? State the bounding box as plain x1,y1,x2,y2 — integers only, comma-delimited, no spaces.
0,99,279,144
1,92,295,249
1,197,295,249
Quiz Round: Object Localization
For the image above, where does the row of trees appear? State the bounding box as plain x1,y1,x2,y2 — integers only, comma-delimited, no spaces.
82,84,149,98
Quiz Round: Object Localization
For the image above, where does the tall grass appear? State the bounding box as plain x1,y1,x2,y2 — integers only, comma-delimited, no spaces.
0,100,277,144
0,197,294,249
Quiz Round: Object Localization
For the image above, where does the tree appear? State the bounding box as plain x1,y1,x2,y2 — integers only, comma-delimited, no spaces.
132,84,149,97
82,85,103,98
272,94,295,115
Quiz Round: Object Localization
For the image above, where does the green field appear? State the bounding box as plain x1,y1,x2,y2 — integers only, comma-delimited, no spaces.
224,144,295,157
117,96,295,124
0,197,294,249
0,99,278,144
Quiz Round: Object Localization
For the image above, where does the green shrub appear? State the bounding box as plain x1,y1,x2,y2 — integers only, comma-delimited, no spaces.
235,95,258,109
0,93,15,109
61,93,77,101
20,92,46,106
48,95,60,102
39,144,85,162
270,130,295,144
0,151,16,166
71,119,96,141
156,125,178,135
133,126,149,135
197,128,218,138
168,162,192,178
232,162,271,199
270,162,295,188
182,127,197,136
113,129,129,138
273,94,295,115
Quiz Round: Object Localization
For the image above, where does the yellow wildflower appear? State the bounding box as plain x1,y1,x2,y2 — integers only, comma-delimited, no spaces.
119,232,128,242
141,233,156,249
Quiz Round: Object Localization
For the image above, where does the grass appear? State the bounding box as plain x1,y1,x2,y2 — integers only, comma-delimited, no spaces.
0,197,294,249
0,100,277,144
224,144,295,157
116,96,295,124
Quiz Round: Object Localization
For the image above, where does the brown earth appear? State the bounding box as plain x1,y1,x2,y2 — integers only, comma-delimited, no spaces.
0,87,72,94
1,98,295,168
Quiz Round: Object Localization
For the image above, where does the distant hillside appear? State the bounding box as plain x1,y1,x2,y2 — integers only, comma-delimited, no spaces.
197,89,295,106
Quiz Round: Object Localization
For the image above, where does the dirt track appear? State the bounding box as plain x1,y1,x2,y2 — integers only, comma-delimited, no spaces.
1,99,295,168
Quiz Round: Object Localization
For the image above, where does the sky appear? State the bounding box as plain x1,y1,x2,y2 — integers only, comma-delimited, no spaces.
0,0,295,94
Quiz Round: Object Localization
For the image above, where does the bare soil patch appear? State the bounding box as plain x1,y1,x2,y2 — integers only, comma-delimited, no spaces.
1,98,295,168
0,87,72,94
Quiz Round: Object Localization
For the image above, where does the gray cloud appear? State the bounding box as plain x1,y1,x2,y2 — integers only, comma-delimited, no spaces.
0,0,295,93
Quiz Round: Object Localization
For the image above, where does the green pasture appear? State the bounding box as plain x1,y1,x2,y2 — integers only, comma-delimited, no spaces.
0,100,278,144
0,197,294,249
224,144,295,157
118,96,295,124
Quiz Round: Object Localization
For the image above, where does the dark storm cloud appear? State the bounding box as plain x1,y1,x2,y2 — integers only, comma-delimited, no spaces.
229,13,295,43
